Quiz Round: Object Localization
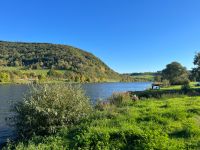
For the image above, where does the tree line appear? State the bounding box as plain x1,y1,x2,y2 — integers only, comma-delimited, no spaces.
154,52,200,85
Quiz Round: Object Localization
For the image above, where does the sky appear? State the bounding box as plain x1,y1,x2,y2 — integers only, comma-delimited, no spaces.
1,0,200,73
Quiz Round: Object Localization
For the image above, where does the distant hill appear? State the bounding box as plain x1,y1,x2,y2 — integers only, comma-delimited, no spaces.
0,41,123,82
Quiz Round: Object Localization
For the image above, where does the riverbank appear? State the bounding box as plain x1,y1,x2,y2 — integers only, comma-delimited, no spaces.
0,82,152,149
0,67,153,84
3,95,200,149
2,82,200,149
0,78,152,85
128,84,200,100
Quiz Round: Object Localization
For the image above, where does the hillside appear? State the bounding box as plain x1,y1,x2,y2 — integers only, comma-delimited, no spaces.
0,41,124,83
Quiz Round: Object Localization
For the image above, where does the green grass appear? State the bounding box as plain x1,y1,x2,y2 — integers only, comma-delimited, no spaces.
161,82,199,90
0,66,65,75
0,66,22,71
78,96,200,149
0,66,68,84
132,74,154,81
5,96,200,149
21,69,65,75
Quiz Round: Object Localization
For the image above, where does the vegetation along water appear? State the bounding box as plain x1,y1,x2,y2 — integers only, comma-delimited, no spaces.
0,82,151,148
1,41,200,149
2,84,200,149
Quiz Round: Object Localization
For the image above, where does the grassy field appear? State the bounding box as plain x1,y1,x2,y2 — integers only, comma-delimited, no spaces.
6,96,200,149
0,66,65,75
0,66,71,84
132,74,154,81
161,82,198,90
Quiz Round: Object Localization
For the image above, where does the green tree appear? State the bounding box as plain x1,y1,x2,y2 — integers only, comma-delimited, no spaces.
192,52,200,81
162,62,189,85
154,75,162,82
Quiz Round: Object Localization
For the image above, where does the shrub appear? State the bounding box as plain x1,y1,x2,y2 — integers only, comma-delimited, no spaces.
108,92,132,106
10,84,92,138
0,71,10,82
162,79,170,87
181,83,191,94
29,72,37,78
95,99,110,111
37,74,46,81
173,77,190,85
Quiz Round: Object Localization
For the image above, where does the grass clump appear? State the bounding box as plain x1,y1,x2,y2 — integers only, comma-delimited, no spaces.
9,84,92,138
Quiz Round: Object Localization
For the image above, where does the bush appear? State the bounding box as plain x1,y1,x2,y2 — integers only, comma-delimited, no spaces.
0,71,10,82
95,99,110,111
37,74,46,81
10,84,92,138
172,77,190,85
162,79,170,87
181,83,191,94
108,92,132,106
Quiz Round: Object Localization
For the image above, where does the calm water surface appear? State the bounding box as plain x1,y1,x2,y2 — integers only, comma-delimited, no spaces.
0,82,151,146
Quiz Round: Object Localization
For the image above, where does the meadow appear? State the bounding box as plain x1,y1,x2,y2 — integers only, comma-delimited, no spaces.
5,95,200,149
161,82,199,90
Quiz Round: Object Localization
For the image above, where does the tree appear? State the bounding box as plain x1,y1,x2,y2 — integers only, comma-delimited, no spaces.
154,75,162,82
192,53,200,81
162,62,189,85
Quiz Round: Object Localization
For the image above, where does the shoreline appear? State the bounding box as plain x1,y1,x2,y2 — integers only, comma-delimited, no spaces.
0,80,152,85
0,82,152,149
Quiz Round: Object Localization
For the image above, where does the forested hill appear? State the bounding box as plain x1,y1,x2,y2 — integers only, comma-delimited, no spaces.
0,41,123,82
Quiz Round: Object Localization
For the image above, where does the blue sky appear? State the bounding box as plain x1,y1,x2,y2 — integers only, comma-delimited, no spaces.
1,0,200,73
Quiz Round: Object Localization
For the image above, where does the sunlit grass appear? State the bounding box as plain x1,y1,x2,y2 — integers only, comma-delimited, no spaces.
0,66,65,75
161,82,199,90
5,96,200,149
132,74,154,81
